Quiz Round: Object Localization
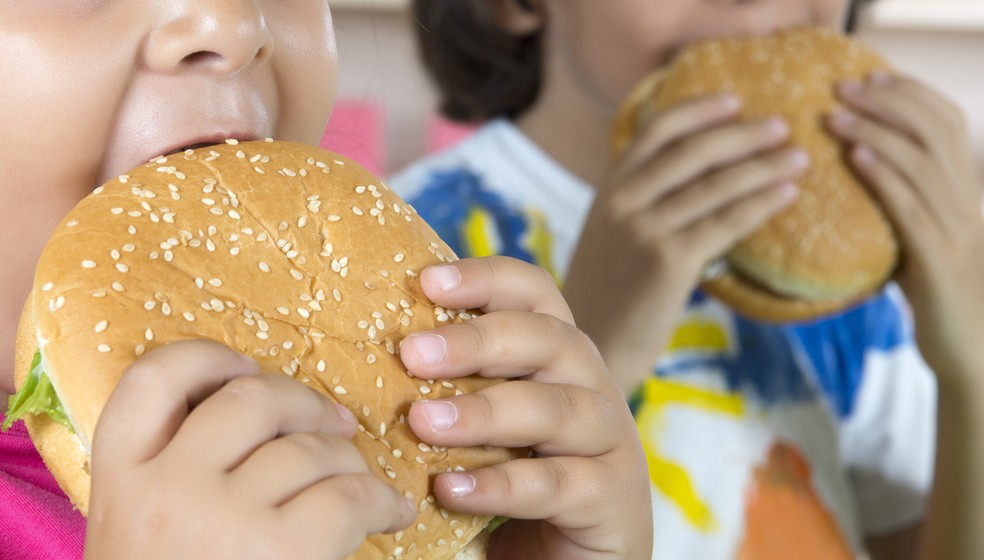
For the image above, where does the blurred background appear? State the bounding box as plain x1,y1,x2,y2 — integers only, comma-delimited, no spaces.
323,0,984,178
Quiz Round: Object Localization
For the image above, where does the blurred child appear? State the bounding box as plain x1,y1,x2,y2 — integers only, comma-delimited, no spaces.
393,0,984,557
0,2,653,559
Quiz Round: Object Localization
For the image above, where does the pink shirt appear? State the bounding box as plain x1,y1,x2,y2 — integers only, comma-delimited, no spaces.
0,415,85,559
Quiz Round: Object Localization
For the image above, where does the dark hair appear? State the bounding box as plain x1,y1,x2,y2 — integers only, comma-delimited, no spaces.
411,0,870,123
410,0,543,123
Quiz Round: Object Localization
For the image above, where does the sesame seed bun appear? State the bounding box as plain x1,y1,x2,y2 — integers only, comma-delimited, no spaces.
612,27,900,322
18,139,515,559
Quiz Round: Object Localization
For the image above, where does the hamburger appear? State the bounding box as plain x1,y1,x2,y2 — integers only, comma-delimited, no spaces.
3,139,517,559
612,27,899,322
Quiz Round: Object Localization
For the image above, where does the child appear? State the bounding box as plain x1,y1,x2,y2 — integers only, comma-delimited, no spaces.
0,3,653,559
393,0,984,557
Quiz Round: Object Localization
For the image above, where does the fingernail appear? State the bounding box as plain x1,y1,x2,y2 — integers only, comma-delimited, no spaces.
719,94,742,111
766,117,789,138
838,79,863,97
418,400,458,431
239,353,260,370
854,145,877,165
788,149,811,170
426,266,461,292
444,473,476,497
334,403,357,424
870,71,893,85
405,333,447,366
829,109,857,130
403,496,417,516
778,182,800,200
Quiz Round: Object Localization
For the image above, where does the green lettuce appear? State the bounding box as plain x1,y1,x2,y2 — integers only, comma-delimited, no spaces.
2,350,72,431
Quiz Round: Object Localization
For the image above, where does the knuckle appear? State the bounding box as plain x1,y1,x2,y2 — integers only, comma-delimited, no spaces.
278,432,333,461
221,374,275,404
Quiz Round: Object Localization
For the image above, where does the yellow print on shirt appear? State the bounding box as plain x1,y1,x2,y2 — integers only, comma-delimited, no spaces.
636,375,744,531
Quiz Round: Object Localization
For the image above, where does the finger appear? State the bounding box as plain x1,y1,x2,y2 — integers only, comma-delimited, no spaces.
93,339,260,468
280,472,416,555
837,74,964,159
651,147,809,233
828,109,932,186
165,373,357,471
399,310,604,386
849,145,944,253
643,182,798,260
610,118,791,216
616,94,743,178
229,432,368,506
409,381,623,456
418,256,573,324
828,110,960,224
433,457,609,526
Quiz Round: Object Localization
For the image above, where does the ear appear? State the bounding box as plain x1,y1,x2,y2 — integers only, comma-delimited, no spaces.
490,0,545,36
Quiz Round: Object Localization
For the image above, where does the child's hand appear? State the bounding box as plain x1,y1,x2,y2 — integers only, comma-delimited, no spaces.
564,95,805,393
401,257,653,559
84,340,415,560
830,73,984,376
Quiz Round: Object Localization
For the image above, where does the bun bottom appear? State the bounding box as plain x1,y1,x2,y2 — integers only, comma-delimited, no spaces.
453,530,490,559
701,271,863,323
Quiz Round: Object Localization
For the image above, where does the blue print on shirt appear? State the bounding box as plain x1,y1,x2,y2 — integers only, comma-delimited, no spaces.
408,169,535,263
786,291,907,417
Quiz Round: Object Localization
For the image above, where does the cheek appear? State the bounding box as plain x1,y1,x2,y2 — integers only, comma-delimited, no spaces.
269,5,338,145
814,0,851,27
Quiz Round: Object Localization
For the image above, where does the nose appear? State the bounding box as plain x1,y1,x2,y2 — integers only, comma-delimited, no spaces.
143,0,274,76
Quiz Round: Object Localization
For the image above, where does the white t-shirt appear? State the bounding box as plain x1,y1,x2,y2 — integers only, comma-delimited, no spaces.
390,119,937,560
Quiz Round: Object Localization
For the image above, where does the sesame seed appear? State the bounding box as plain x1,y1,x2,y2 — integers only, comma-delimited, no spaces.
258,262,270,273
208,278,222,287
112,282,125,292
145,328,154,341
82,260,97,269
94,321,108,333
317,360,326,372
352,206,364,216
277,307,290,316
98,344,111,353
327,215,341,222
42,282,54,292
225,138,239,145
115,263,129,273
333,386,348,395
55,296,65,310
257,331,269,340
183,312,196,322
289,269,304,281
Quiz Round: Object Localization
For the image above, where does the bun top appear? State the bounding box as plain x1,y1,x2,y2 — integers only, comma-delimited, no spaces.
612,27,899,316
28,139,514,559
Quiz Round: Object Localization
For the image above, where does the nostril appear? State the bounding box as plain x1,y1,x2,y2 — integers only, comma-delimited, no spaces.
180,51,222,66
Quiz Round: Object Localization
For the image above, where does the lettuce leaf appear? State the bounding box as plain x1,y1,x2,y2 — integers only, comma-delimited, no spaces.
2,350,72,431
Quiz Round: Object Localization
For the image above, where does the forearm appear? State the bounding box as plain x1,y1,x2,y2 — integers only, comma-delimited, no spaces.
919,356,984,560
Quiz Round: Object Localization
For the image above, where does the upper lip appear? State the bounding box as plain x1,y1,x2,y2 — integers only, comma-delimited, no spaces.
150,132,263,162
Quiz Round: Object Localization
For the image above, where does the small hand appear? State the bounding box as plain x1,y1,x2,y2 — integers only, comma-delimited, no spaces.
401,257,654,559
830,73,984,376
565,94,805,393
85,340,415,560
